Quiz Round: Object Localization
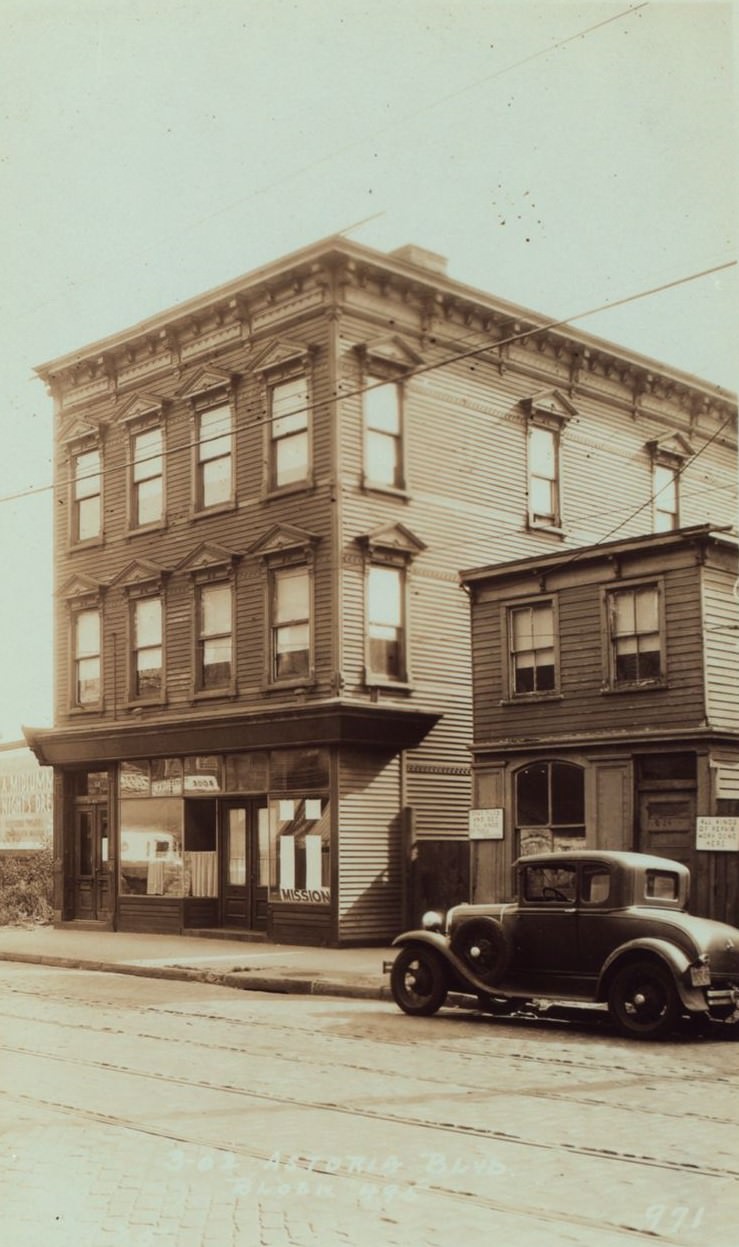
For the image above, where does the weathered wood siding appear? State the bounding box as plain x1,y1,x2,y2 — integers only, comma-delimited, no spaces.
337,749,402,942
702,557,739,731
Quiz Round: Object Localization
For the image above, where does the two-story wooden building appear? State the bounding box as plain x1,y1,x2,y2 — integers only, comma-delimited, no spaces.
24,237,737,943
461,525,739,925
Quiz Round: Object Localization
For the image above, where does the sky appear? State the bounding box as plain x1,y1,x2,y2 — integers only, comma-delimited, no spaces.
0,0,736,743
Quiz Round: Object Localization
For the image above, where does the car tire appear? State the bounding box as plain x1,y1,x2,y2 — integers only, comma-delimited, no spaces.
450,917,512,987
390,945,448,1016
607,959,682,1040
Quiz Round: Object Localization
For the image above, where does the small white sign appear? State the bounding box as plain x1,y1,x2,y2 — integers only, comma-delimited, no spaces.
696,817,739,852
305,798,322,821
468,808,504,840
279,799,296,822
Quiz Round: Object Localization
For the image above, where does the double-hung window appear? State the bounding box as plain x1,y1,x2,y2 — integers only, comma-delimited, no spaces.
196,404,232,509
367,565,405,681
132,426,163,527
528,424,560,528
509,601,556,695
270,376,309,489
364,380,403,489
74,608,101,706
272,567,310,681
606,582,663,686
72,448,101,542
197,582,233,690
132,596,163,699
653,463,679,531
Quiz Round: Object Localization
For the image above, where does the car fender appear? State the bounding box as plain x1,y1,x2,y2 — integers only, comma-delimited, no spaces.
596,937,707,1012
391,930,506,997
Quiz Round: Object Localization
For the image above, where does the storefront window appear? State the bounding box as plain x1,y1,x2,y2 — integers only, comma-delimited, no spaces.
184,800,218,897
151,758,183,796
120,760,150,795
226,752,269,792
269,796,330,903
270,747,329,791
120,797,184,896
184,756,222,793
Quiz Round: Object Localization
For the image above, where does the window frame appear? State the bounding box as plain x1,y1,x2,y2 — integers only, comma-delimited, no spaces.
194,578,235,697
527,420,563,530
193,398,235,514
363,374,405,493
129,420,165,531
365,560,408,687
69,440,103,546
504,596,560,700
71,604,103,710
653,461,679,532
129,591,165,704
267,372,311,494
270,564,313,685
603,578,666,691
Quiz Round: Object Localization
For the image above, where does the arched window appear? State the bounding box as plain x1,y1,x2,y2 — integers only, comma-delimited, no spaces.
515,761,585,848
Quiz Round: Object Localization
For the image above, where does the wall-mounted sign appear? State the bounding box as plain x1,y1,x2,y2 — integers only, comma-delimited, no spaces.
696,817,739,852
468,808,504,840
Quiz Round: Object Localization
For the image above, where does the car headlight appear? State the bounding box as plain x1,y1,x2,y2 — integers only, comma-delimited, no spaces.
421,910,445,933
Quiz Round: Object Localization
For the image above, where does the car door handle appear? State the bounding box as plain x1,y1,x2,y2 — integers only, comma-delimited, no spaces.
563,907,576,915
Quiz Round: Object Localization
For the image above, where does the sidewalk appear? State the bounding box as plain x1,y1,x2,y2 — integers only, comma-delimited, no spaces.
0,924,395,1001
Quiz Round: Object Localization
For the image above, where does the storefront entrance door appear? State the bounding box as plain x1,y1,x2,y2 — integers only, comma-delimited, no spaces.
73,805,112,921
638,789,697,882
222,801,269,929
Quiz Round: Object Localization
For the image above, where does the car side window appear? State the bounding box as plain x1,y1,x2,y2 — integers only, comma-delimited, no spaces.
645,870,678,900
523,866,576,903
581,866,611,905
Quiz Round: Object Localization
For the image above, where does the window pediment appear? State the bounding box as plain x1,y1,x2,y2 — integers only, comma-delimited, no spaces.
252,338,312,377
522,389,577,429
176,542,240,580
109,559,170,593
59,573,105,605
647,433,694,466
61,418,103,448
178,366,236,404
249,523,319,564
356,522,426,562
356,334,424,373
116,392,167,425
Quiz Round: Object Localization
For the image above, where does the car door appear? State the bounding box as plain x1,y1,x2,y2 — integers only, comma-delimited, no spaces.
511,862,579,986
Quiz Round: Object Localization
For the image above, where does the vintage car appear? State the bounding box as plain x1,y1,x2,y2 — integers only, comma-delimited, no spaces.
389,850,739,1038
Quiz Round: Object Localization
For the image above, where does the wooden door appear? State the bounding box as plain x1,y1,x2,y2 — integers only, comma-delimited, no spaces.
73,805,112,921
222,801,269,929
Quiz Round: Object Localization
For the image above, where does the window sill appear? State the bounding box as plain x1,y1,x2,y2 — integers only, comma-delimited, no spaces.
191,501,237,521
526,521,566,538
192,686,238,702
364,674,414,694
361,479,410,501
124,698,168,711
127,520,168,538
601,680,667,695
262,480,314,502
499,693,564,705
69,536,105,552
261,677,317,694
67,704,104,716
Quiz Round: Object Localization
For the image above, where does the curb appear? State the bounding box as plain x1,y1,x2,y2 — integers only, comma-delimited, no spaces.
0,950,391,1001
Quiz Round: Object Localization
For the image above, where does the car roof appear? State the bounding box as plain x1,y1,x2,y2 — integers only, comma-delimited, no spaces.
513,849,689,876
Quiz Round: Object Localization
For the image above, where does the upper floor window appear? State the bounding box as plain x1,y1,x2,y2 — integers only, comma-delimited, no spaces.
197,582,233,690
196,404,232,509
132,596,163,700
509,601,556,695
653,463,679,531
74,608,101,706
364,380,403,489
73,448,101,542
528,424,560,528
367,564,405,682
271,566,311,681
270,376,309,489
606,582,663,686
131,426,163,527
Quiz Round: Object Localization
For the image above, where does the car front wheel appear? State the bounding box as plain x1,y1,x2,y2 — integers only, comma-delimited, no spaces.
607,959,682,1039
390,945,448,1016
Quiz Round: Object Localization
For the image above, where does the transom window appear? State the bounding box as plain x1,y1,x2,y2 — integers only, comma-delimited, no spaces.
132,426,163,527
270,377,309,489
607,584,662,685
528,425,560,527
73,448,101,542
509,601,555,694
74,609,101,706
365,380,402,488
196,405,232,509
367,565,404,681
132,597,163,699
197,582,232,689
272,567,310,681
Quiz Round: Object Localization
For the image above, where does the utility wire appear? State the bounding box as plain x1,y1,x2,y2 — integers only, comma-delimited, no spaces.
1,256,733,509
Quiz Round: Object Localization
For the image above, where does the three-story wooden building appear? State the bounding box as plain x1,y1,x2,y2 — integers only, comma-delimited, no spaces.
25,238,737,942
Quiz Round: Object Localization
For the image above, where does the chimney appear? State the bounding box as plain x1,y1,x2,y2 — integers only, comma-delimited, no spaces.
390,244,448,276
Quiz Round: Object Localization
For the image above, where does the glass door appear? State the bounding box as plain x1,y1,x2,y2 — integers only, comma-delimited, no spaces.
222,800,268,929
73,805,111,921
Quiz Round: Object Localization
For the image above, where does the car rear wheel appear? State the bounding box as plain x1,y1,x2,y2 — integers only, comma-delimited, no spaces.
451,917,512,987
607,959,682,1039
390,945,448,1016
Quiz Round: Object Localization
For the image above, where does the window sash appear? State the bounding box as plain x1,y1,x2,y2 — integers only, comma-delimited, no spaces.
197,407,232,506
609,586,662,682
654,464,678,530
510,603,555,693
368,566,404,678
74,610,101,706
73,449,101,539
272,569,310,680
198,584,232,688
270,378,309,487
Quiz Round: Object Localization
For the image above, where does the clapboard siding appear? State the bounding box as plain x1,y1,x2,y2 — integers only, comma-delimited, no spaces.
117,896,182,933
703,559,739,729
337,750,402,941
